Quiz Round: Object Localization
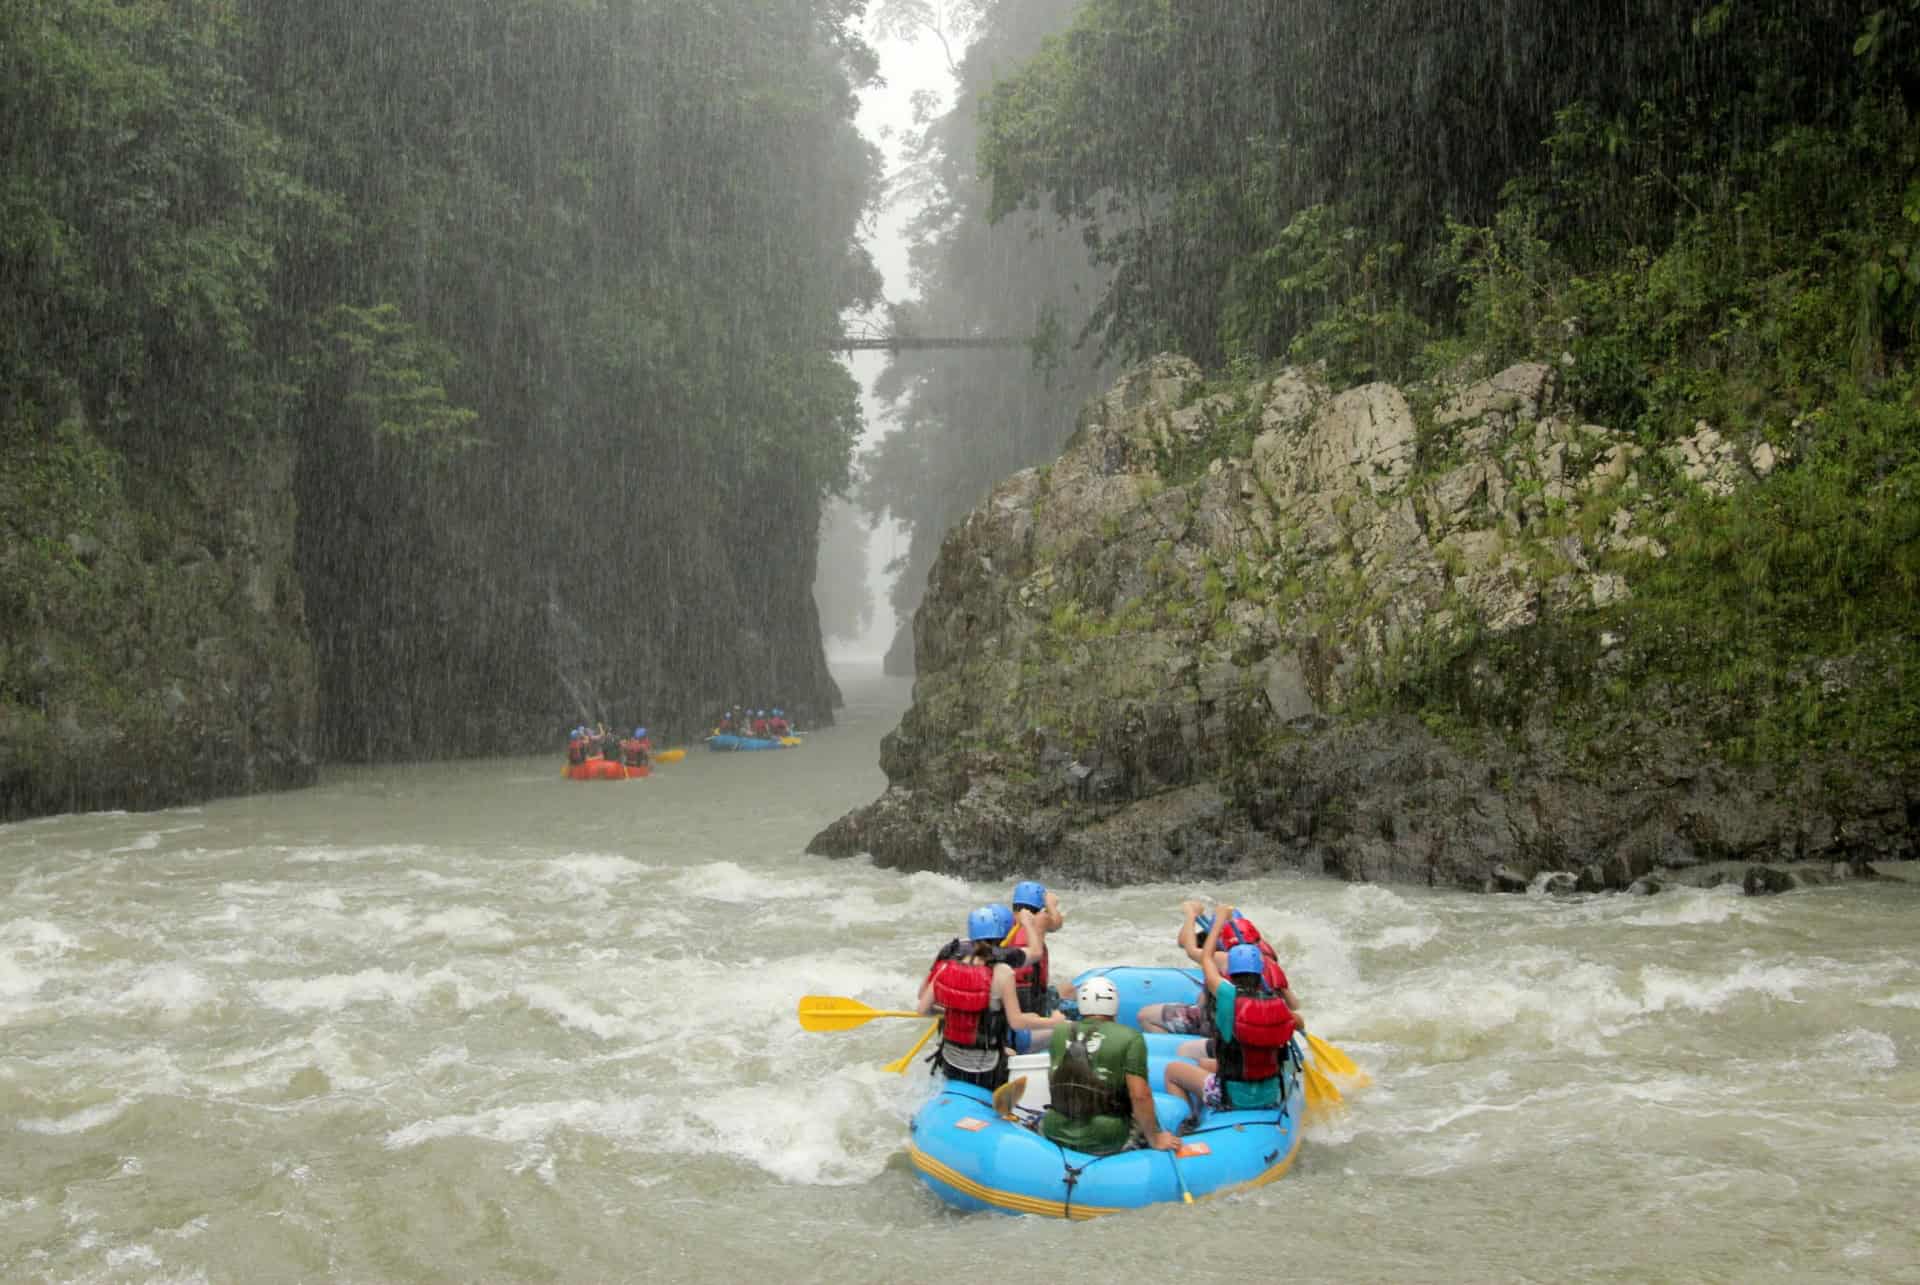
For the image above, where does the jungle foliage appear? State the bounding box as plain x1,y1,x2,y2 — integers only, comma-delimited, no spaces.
2,0,882,761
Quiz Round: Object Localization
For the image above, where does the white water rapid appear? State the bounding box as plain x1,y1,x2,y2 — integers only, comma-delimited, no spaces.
2,665,1916,1283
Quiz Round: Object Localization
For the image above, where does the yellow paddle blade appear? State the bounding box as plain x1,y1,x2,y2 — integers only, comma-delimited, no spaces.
1302,1057,1344,1118
654,748,686,764
779,737,802,746
796,995,925,1032
884,1019,941,1073
1306,1032,1370,1086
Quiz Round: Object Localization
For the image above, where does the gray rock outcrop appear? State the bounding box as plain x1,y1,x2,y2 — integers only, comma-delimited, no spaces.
810,357,1916,894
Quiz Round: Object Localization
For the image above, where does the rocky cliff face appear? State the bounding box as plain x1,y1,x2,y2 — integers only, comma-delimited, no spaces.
1,405,843,820
0,413,318,818
810,357,1916,893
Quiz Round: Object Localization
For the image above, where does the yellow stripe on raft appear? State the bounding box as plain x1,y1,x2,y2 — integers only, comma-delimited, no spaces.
907,1147,1118,1219
907,1125,1302,1219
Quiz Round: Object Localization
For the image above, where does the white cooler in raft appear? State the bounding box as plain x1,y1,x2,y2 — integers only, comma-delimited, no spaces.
905,965,1307,1218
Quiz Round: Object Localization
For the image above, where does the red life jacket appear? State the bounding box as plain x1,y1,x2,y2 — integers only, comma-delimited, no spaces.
1218,982,1296,1085
1218,919,1287,993
931,957,1004,1050
619,737,648,766
1217,916,1269,951
1004,923,1049,1013
566,737,587,765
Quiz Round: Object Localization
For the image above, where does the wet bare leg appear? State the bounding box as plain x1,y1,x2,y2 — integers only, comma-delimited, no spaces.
1163,1061,1209,1119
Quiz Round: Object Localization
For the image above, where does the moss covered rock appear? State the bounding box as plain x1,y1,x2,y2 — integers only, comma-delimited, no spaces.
0,410,317,817
811,357,1917,893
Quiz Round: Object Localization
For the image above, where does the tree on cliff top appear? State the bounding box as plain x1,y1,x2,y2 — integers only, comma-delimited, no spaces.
979,0,1920,385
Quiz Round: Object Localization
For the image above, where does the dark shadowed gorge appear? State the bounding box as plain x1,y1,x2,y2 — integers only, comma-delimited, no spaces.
1,0,879,815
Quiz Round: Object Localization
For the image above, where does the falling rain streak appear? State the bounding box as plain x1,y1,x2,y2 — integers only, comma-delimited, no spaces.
3,0,1918,1280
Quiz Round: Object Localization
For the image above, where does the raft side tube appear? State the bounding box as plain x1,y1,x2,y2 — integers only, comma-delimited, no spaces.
706,733,796,752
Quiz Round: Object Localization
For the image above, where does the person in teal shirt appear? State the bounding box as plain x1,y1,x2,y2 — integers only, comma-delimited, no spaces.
1165,905,1294,1117
1039,977,1178,1155
1209,963,1282,1108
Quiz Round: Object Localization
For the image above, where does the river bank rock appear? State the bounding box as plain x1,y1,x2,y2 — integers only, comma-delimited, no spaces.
810,356,1918,893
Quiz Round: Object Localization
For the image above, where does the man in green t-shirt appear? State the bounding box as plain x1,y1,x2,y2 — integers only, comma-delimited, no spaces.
1039,977,1179,1155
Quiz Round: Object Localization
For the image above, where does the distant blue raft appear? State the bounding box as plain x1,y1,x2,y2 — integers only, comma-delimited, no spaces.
906,965,1306,1219
705,733,797,752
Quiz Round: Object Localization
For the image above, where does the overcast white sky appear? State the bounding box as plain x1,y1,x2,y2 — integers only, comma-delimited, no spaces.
854,26,957,318
825,23,960,661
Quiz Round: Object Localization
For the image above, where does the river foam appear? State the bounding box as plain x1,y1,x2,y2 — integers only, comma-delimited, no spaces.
2,671,1915,1283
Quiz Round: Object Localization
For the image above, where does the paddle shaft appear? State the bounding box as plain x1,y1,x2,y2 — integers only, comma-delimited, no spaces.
1169,1151,1195,1204
884,1018,940,1073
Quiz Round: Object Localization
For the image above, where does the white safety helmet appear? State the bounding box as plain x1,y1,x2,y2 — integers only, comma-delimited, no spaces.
1075,976,1121,1020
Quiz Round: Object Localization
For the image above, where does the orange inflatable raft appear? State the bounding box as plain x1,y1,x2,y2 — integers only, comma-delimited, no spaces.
563,759,648,781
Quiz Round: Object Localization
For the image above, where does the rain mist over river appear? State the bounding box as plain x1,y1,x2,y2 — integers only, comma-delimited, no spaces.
3,665,1917,1283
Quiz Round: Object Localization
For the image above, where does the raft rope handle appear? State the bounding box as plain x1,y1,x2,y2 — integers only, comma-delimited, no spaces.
1055,1147,1086,1220
1048,1133,1150,1219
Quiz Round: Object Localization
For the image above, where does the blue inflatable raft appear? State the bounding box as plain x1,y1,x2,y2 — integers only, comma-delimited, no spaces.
906,966,1306,1219
706,733,795,751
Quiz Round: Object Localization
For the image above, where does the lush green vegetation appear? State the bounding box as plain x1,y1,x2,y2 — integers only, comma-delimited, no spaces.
977,0,1920,767
2,0,881,772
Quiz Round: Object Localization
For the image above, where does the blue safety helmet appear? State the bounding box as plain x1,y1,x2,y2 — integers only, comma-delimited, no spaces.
773,708,783,716
1226,943,1265,978
1011,880,1047,911
635,727,647,738
965,905,1004,942
987,903,1015,939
